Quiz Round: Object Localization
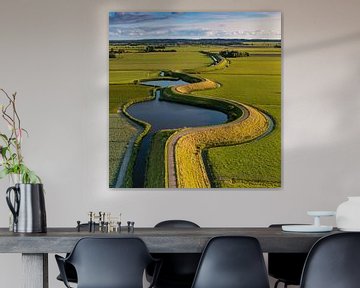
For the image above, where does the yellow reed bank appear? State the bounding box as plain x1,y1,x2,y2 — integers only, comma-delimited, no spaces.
169,104,270,188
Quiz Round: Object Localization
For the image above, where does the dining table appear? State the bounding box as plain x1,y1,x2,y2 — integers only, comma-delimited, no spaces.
0,226,339,288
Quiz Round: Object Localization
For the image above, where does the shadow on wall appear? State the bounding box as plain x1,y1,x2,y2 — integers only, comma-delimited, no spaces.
286,31,360,55
284,30,360,211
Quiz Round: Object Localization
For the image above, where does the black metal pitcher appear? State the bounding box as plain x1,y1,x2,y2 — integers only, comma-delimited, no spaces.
6,183,47,233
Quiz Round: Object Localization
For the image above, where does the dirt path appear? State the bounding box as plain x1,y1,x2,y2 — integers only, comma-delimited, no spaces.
165,89,274,188
166,99,250,188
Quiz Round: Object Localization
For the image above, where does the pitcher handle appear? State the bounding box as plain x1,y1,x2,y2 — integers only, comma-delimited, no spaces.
6,186,20,224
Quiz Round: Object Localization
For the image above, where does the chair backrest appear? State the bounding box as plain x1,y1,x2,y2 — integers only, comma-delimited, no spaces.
300,232,360,288
155,220,200,228
268,224,308,285
152,220,201,284
191,236,270,288
67,237,154,288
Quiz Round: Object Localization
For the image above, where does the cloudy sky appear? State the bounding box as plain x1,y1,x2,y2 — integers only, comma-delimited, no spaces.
109,12,281,40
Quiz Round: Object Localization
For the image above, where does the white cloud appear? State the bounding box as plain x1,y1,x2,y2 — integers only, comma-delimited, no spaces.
109,12,281,40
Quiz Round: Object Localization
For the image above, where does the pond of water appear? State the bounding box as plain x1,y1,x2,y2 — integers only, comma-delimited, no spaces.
126,79,227,188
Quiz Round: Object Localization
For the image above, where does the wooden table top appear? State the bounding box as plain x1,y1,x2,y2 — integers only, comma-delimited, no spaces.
0,227,340,253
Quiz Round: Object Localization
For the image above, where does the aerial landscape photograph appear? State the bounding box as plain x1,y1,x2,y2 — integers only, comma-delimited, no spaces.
109,12,281,189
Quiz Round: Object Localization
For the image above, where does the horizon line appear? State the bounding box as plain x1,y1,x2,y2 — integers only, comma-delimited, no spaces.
109,38,281,41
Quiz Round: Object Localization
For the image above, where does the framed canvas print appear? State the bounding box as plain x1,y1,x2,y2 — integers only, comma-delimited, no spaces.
109,12,281,189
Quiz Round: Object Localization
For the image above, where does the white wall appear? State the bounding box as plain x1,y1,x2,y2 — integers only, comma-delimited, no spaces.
0,0,360,287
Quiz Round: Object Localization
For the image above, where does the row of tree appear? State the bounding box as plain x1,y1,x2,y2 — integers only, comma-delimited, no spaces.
144,46,176,53
109,46,178,58
219,50,249,58
109,47,125,58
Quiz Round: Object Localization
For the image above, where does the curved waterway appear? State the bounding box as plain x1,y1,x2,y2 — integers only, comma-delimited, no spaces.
126,79,228,188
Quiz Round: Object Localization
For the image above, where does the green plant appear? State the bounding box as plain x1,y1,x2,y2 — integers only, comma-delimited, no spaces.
0,89,41,183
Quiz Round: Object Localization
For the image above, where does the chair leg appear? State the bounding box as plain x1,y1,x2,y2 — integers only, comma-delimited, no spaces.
274,280,289,288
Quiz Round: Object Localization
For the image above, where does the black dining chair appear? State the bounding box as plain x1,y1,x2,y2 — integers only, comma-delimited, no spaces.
268,224,308,288
55,237,161,288
56,223,99,284
56,262,77,284
191,236,270,288
300,232,360,288
147,220,201,288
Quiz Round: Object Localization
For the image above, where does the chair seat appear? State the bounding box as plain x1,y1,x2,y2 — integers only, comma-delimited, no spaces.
56,237,160,288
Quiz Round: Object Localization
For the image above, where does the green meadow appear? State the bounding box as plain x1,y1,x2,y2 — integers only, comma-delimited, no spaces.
110,48,211,71
108,84,152,187
205,106,281,188
109,43,281,188
144,130,176,188
193,54,281,188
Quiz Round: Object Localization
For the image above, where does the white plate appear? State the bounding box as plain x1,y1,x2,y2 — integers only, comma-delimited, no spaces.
338,227,360,232
307,211,336,217
282,225,333,232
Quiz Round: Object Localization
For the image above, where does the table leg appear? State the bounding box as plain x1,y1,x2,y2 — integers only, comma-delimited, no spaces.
22,253,48,288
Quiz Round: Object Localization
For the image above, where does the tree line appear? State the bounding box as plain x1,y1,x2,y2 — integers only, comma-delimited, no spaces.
219,50,250,58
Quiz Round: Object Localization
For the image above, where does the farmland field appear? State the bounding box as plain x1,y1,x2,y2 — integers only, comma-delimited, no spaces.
206,106,281,188
110,49,212,71
145,130,176,188
109,84,152,186
109,46,281,188
109,12,281,189
192,56,281,187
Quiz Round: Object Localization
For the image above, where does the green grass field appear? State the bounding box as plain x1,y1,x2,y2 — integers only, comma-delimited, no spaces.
109,44,281,188
192,46,281,55
110,71,158,84
110,50,212,72
192,55,281,188
109,84,152,113
145,130,176,188
206,106,281,188
109,84,152,187
109,114,138,186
